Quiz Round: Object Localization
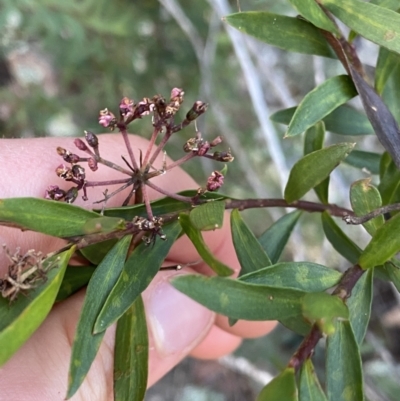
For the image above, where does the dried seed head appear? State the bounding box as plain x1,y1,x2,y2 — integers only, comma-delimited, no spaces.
44,185,66,201
186,101,208,121
98,108,117,129
134,97,153,118
57,147,67,156
212,151,234,163
56,164,73,180
170,87,184,102
119,97,135,116
210,136,223,147
84,131,99,148
64,187,79,204
183,138,198,153
71,165,86,181
197,140,210,156
206,171,224,192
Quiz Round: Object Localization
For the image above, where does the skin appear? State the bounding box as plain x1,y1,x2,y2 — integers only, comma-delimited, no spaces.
0,134,276,400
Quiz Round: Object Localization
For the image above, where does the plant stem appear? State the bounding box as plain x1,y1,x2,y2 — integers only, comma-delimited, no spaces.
120,127,139,171
343,203,400,224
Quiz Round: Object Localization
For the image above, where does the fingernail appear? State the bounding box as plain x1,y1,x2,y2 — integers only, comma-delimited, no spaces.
146,273,214,356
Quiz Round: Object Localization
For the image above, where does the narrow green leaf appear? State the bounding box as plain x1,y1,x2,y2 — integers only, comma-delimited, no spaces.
347,268,373,345
67,236,131,399
0,248,73,366
82,216,127,234
189,201,225,231
0,198,99,237
350,179,384,236
285,143,355,203
359,212,400,268
375,48,400,95
370,0,400,11
379,262,400,292
56,265,96,302
179,213,233,277
378,155,400,205
304,122,329,203
79,239,118,265
171,275,306,321
224,12,335,58
288,0,339,34
114,296,148,401
257,368,298,401
231,209,272,275
343,150,381,174
271,105,374,136
279,316,312,336
299,359,329,401
258,210,302,264
321,0,400,55
326,320,364,401
302,292,349,335
349,65,400,169
239,262,341,292
321,212,362,264
93,222,182,334
286,75,357,137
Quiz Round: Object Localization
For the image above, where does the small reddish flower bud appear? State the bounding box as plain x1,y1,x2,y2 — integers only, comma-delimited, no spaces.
119,97,135,116
206,171,224,192
170,87,184,101
57,147,67,156
197,141,210,156
186,101,208,121
64,187,78,204
74,138,89,152
213,151,234,163
45,185,66,201
98,108,117,129
88,157,98,171
84,131,99,148
134,97,153,118
56,164,73,180
210,136,223,147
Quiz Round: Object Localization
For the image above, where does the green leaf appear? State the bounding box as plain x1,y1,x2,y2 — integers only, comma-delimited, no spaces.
284,143,355,203
258,210,302,264
231,209,272,275
359,212,400,268
304,122,329,203
350,179,384,236
286,75,357,137
321,212,362,264
347,268,373,345
189,201,225,231
343,150,381,174
239,262,341,292
379,262,400,292
349,65,400,169
370,0,400,11
321,0,400,55
279,315,312,336
256,368,298,401
0,198,100,237
271,105,374,136
79,239,118,265
82,216,127,234
0,248,73,366
375,48,400,95
67,236,131,399
378,155,400,205
326,320,364,401
299,359,329,401
114,296,148,401
288,0,340,34
302,292,349,335
179,213,233,277
171,275,306,321
224,12,335,58
56,265,96,302
93,222,182,334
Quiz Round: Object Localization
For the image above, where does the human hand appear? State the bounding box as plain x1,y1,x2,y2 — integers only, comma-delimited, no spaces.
0,134,276,400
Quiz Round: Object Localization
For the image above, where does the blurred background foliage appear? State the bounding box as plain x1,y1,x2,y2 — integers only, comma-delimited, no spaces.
1,0,400,400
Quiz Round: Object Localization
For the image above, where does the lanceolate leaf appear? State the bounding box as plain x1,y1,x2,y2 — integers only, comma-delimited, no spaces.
344,150,381,175
56,265,96,302
258,210,302,264
171,275,306,321
0,248,73,366
326,320,364,401
349,65,400,169
231,209,272,275
93,222,182,334
288,0,339,34
67,236,131,399
350,179,384,236
375,48,400,95
304,122,329,204
284,143,355,203
359,213,400,268
80,239,118,265
270,105,374,136
114,296,148,401
370,0,400,11
239,262,341,292
378,155,400,205
256,368,298,401
189,201,225,231
0,198,99,237
224,12,335,58
179,213,233,276
299,359,329,401
321,0,400,55
286,75,357,137
321,212,362,264
347,268,373,345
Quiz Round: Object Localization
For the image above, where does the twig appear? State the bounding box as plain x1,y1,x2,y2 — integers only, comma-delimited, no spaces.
343,203,400,225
